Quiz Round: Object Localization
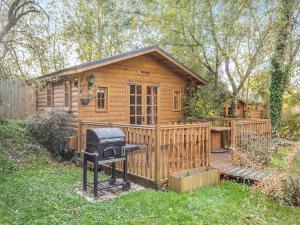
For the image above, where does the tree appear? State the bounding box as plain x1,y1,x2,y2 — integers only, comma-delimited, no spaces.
62,0,138,62
136,0,221,87
0,0,66,79
269,0,298,133
0,0,40,43
205,0,275,117
137,0,276,117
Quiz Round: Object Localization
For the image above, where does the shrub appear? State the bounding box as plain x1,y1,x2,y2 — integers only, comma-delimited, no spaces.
279,112,300,141
232,135,274,169
252,173,299,206
252,147,300,206
26,109,73,160
184,83,227,120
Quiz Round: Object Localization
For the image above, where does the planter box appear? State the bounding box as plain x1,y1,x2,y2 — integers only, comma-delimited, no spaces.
68,135,78,151
168,166,219,192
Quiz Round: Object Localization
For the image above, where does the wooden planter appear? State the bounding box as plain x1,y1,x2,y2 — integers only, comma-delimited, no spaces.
67,136,78,151
168,166,219,192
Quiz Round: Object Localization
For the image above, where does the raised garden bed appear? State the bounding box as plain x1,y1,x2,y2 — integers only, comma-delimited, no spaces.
168,166,219,192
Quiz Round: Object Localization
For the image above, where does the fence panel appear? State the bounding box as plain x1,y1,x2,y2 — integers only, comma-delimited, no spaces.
159,123,210,180
234,119,272,150
0,79,36,119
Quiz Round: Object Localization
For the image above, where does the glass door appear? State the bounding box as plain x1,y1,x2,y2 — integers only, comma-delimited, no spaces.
146,85,158,125
129,84,143,125
129,83,159,125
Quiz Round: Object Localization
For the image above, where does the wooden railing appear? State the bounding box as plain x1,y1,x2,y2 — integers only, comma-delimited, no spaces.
158,123,210,181
208,118,272,149
78,121,210,182
78,118,271,183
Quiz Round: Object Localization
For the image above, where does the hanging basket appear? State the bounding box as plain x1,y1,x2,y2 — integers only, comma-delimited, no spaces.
80,98,90,105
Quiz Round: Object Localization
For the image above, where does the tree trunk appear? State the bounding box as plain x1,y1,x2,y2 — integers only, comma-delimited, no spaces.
269,0,294,134
229,93,238,118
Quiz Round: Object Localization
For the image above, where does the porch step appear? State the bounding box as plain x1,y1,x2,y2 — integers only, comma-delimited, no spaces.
221,165,270,182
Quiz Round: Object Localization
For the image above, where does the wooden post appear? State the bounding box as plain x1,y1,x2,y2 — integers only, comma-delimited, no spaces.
206,122,211,166
154,125,161,183
78,119,82,156
230,120,237,148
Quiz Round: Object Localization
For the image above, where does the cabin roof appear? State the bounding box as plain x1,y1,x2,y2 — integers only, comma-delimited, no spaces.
38,45,207,84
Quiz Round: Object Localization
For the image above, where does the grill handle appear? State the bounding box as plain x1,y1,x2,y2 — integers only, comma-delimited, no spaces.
103,146,120,157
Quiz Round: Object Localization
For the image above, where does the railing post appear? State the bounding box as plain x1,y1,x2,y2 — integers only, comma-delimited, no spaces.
154,125,161,184
206,122,211,166
230,120,237,148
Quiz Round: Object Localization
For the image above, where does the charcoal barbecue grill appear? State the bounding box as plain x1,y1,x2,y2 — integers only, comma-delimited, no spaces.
83,128,140,198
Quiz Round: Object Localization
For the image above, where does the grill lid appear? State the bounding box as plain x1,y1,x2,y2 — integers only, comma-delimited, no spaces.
86,128,125,145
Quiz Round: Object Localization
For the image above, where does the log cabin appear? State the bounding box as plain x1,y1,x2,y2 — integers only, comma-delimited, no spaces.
35,46,271,184
36,45,207,131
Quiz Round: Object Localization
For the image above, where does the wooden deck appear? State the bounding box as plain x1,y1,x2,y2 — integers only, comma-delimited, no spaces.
210,152,269,182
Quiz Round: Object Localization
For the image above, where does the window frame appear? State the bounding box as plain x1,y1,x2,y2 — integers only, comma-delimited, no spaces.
46,83,53,108
95,86,108,112
64,80,72,111
173,90,181,112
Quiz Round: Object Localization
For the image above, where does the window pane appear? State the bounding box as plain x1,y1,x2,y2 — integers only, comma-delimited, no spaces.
137,116,142,124
100,99,105,108
153,96,157,105
137,106,142,115
137,96,142,105
130,96,135,104
153,87,157,95
130,106,135,115
130,85,135,94
130,116,135,124
147,116,151,124
147,106,151,115
147,86,151,95
96,87,107,110
154,106,158,114
137,85,142,94
147,96,151,105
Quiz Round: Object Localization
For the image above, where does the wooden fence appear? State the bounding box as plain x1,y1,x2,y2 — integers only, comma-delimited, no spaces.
0,79,36,119
79,121,211,182
209,117,272,149
78,118,271,184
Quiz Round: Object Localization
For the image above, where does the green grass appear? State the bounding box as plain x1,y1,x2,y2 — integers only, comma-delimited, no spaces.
0,120,299,224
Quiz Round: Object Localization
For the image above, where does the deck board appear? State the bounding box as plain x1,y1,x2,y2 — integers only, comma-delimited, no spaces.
210,152,270,182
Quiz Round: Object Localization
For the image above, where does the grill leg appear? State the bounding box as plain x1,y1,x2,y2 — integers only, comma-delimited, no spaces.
93,155,98,198
123,154,128,182
122,152,130,191
83,153,87,192
111,162,116,179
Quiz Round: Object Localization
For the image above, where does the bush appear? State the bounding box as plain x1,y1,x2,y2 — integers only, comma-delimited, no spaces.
252,173,299,206
279,112,300,141
232,135,274,169
26,109,73,160
184,83,227,120
252,147,300,206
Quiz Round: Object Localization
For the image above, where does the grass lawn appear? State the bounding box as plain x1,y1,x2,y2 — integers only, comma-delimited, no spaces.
0,120,299,224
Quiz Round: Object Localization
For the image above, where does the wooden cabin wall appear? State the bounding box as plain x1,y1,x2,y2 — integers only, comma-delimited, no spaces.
236,101,246,118
36,79,79,131
78,55,188,124
247,103,268,119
